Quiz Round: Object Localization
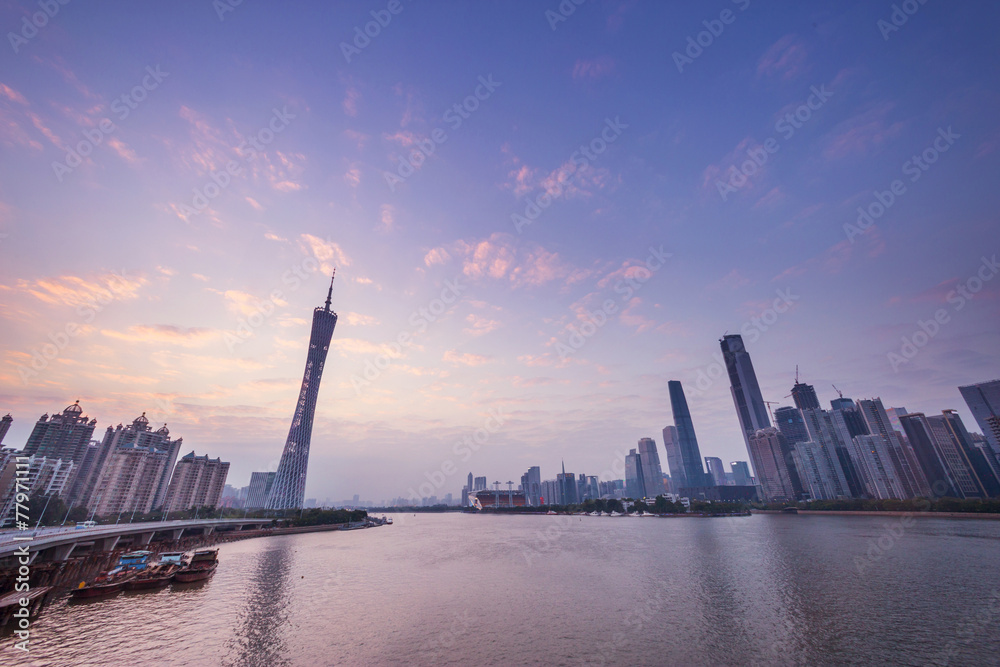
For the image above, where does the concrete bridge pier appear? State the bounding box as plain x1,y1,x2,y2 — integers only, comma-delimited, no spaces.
94,536,120,553
52,543,76,562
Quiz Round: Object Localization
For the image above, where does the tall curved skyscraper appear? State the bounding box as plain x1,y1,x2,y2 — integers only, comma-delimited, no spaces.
266,275,338,510
667,380,709,488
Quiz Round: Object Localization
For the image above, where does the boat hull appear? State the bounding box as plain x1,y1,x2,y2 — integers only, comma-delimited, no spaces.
125,575,174,590
72,579,130,598
174,563,218,583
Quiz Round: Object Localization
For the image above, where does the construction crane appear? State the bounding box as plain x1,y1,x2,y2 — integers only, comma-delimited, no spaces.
832,384,844,399
764,400,780,424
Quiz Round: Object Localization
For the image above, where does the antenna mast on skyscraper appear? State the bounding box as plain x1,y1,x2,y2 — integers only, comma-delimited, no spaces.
324,269,335,312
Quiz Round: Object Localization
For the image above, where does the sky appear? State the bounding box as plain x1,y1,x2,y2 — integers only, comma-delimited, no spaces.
0,0,998,503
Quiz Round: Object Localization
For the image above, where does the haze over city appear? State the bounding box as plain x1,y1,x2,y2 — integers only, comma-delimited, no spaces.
1,0,998,502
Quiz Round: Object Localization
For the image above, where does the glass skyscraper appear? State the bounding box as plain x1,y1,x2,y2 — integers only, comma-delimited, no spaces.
791,380,821,410
959,380,1000,452
774,406,809,444
636,437,665,497
667,380,709,488
721,334,779,493
720,334,772,447
266,276,339,510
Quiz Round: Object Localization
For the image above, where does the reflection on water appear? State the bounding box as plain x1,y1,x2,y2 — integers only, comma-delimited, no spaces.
224,543,294,667
6,514,1000,666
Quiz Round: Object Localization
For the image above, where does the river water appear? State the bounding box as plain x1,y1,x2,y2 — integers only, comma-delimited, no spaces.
6,512,1000,666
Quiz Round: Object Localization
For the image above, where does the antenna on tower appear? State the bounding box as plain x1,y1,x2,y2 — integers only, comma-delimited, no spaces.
795,364,799,384
324,269,335,312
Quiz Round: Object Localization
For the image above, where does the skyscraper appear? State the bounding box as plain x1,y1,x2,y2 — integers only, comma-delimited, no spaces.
163,451,230,512
790,379,820,410
939,409,1000,496
667,380,709,488
721,335,774,486
898,413,965,498
23,401,96,466
959,380,1000,452
721,334,771,436
266,276,339,510
799,408,851,498
704,456,727,486
636,437,665,496
747,428,799,502
857,398,930,498
661,425,682,487
245,471,276,509
624,449,646,499
73,413,181,512
556,462,578,504
521,466,541,506
730,460,752,486
0,414,11,445
774,406,809,444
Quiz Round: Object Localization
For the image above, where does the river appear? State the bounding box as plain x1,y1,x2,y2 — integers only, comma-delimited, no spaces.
6,512,1000,666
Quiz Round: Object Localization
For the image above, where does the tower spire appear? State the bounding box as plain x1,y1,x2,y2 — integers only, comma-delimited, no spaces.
324,269,335,312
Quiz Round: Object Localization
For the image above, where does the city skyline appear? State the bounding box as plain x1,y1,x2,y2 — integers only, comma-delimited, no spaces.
1,1,998,501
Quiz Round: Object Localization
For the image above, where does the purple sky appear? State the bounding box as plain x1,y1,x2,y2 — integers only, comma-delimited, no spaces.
1,0,998,502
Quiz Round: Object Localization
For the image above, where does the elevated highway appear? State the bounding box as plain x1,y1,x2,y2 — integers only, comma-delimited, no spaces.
0,518,269,564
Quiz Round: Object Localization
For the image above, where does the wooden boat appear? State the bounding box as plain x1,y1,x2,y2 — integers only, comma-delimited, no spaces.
71,567,134,598
125,552,186,590
173,549,219,583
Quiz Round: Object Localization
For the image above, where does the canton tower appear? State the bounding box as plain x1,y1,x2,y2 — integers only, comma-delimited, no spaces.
266,273,339,510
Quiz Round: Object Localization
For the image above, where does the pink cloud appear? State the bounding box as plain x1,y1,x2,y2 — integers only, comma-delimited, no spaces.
443,350,492,366
823,103,904,159
572,56,615,81
757,35,809,80
446,233,590,289
343,87,360,117
706,269,752,293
